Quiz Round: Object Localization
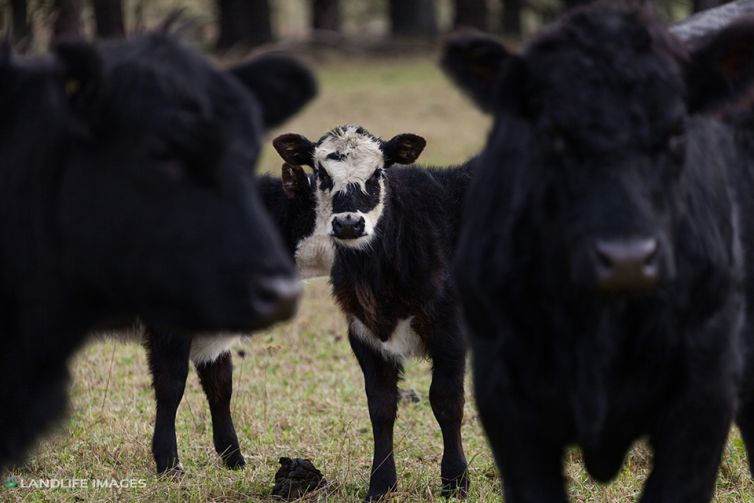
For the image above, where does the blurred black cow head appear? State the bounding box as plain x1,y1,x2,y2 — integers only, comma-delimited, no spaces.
443,4,754,295
0,32,315,467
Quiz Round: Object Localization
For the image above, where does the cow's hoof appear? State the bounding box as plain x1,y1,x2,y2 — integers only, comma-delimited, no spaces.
223,451,246,470
365,484,396,501
440,473,469,499
157,462,185,478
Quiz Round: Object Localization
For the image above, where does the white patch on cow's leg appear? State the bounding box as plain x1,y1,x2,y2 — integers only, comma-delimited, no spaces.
350,316,425,363
189,335,241,365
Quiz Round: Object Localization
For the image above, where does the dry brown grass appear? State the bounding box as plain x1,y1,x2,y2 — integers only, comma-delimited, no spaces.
3,56,754,503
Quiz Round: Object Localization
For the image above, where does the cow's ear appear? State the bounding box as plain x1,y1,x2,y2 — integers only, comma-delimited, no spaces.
383,133,426,167
53,40,104,122
281,162,309,199
273,133,315,167
686,20,754,114
441,31,516,113
229,55,317,129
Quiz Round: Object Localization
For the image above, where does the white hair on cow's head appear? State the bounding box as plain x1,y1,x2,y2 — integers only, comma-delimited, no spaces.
313,125,384,193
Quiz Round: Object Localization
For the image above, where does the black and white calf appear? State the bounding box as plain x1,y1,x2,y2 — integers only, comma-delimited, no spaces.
274,125,474,500
114,163,331,475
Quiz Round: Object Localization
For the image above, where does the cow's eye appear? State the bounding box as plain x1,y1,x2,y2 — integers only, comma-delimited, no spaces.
327,152,345,161
667,132,686,160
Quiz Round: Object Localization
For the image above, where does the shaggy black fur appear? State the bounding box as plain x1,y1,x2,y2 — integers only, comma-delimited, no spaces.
274,127,474,500
443,4,754,502
0,33,314,470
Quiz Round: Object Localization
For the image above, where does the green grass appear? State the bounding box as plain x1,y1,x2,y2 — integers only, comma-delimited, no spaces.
3,57,754,502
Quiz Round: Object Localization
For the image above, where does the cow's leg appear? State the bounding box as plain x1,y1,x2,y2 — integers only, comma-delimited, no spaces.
640,389,733,503
472,336,568,502
429,336,469,498
195,351,245,469
145,328,191,475
736,393,754,478
349,330,401,501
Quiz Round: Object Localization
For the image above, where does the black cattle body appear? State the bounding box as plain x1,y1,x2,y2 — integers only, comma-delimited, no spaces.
443,4,754,502
0,31,316,470
274,125,474,500
131,164,329,474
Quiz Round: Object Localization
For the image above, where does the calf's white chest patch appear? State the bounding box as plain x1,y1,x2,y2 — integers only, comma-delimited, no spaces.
350,316,425,362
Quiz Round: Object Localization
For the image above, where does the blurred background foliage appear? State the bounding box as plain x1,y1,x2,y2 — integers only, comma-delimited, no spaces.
0,0,731,54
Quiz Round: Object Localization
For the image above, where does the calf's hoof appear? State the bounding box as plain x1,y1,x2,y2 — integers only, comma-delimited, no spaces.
365,482,397,502
440,472,469,499
156,461,185,477
222,451,246,470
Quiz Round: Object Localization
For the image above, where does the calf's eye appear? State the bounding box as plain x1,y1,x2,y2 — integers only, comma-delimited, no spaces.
327,152,345,161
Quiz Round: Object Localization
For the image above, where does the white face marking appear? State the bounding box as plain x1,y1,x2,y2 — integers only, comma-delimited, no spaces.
313,125,384,193
312,126,388,250
350,316,425,363
330,177,386,251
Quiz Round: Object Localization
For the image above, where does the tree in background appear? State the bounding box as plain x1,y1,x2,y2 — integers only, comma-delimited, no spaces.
92,0,124,37
390,0,437,39
501,0,522,35
9,0,30,44
312,0,340,32
693,0,729,11
216,0,273,50
53,0,83,39
454,0,488,31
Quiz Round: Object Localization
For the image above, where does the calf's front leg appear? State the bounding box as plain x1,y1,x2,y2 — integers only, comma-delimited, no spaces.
349,331,401,501
195,351,245,469
145,328,191,475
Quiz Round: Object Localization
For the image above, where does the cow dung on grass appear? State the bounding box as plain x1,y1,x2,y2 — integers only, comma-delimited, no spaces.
272,457,326,500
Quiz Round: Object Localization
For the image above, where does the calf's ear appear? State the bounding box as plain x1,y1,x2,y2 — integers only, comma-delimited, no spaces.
273,133,315,166
53,40,104,126
281,162,309,199
441,31,515,113
686,20,754,114
229,54,317,129
383,133,426,166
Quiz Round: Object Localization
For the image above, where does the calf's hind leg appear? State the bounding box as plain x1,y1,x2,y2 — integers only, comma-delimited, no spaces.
430,344,469,497
349,331,401,501
195,351,245,469
145,329,191,475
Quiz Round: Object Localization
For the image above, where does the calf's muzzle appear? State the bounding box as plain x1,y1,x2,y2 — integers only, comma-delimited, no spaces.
332,214,366,240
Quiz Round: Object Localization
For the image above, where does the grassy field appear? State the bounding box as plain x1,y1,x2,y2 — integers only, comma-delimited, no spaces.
4,57,754,503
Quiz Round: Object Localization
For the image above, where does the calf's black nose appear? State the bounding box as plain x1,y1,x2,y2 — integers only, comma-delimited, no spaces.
332,215,366,240
592,238,659,294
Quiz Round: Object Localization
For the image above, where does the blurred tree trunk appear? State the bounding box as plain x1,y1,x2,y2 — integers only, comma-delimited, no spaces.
562,0,589,11
454,0,488,31
389,0,437,39
53,0,83,39
92,0,125,38
312,0,340,31
501,0,521,35
9,0,31,44
216,0,273,50
693,0,728,12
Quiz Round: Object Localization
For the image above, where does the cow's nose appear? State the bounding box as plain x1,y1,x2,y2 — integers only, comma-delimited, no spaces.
332,215,366,240
592,238,659,293
251,274,302,326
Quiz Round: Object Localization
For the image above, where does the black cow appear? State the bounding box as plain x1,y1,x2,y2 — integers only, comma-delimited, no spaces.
139,163,329,475
443,4,754,502
274,125,473,500
0,32,314,470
